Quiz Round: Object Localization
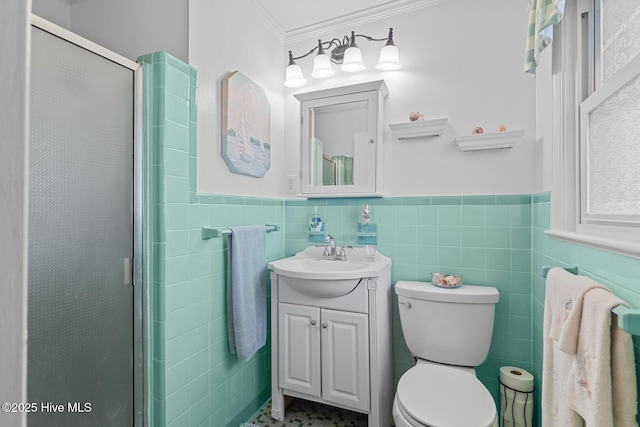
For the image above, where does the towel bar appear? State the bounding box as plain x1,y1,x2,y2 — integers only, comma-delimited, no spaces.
201,224,279,240
541,265,578,278
612,306,640,336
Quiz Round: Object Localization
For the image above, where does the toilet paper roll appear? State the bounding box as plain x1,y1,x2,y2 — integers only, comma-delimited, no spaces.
499,366,534,392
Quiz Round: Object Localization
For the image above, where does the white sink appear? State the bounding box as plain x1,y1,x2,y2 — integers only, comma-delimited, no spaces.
268,246,391,297
270,257,367,279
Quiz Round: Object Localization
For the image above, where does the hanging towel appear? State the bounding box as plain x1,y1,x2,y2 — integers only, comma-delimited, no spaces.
524,0,566,74
542,267,594,426
226,225,266,361
566,288,638,427
555,271,606,354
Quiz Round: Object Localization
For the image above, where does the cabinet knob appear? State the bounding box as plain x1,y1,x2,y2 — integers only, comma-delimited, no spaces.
322,323,328,328
310,320,316,325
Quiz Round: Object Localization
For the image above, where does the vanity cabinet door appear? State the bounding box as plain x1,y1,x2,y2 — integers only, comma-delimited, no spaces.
321,309,370,412
278,303,321,397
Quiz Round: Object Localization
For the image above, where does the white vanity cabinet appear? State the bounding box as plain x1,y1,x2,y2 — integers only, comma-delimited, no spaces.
268,246,393,427
278,303,369,411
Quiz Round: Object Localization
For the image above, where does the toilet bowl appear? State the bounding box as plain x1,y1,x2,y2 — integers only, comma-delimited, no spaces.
392,363,497,427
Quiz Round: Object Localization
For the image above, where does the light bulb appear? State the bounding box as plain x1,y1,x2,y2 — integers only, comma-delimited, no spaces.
341,46,365,72
376,44,401,70
311,54,334,78
284,63,306,88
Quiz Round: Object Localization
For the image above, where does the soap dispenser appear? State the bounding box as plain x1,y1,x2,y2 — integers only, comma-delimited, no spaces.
362,204,371,225
309,206,322,232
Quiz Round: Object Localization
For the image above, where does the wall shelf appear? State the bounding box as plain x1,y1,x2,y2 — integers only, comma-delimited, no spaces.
356,223,377,245
389,118,448,140
307,224,325,243
454,129,525,152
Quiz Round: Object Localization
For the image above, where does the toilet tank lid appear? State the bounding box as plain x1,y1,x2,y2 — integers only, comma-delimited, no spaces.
395,281,499,304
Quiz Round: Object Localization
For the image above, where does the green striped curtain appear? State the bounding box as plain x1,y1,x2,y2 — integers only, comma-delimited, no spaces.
524,0,565,74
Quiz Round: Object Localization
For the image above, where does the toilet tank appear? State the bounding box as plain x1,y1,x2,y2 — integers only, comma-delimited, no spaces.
395,281,499,367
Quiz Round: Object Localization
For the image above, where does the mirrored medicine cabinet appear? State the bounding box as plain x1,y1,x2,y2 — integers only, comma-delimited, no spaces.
294,80,388,197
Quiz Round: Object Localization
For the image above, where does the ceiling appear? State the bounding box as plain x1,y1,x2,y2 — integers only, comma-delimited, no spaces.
250,0,409,35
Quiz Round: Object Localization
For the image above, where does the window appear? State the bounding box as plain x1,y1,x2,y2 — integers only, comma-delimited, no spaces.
547,0,640,257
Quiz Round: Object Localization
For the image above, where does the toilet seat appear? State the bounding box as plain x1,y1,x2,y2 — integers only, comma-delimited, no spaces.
396,364,496,427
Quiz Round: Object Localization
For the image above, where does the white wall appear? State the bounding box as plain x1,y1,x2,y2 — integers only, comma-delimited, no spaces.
534,46,554,192
32,0,71,29
189,0,286,198
284,0,537,197
0,1,29,425
34,0,189,63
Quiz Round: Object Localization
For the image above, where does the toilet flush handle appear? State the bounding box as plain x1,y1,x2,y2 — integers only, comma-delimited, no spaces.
399,301,412,309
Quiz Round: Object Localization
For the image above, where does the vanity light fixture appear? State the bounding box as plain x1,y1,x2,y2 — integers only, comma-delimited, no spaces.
284,28,401,88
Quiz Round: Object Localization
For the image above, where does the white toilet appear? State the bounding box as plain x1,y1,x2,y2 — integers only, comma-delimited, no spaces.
393,280,500,427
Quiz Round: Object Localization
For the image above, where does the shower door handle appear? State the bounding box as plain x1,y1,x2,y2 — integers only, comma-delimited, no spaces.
124,257,133,286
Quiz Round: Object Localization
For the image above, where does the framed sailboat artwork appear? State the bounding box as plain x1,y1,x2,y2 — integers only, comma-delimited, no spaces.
221,71,271,177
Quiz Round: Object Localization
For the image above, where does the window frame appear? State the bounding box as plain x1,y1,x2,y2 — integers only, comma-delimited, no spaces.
546,0,640,258
579,53,640,227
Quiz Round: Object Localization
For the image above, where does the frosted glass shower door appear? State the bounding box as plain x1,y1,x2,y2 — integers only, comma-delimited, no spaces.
28,26,136,426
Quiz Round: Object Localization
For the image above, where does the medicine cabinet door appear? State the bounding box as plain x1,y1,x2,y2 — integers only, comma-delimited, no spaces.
296,81,387,197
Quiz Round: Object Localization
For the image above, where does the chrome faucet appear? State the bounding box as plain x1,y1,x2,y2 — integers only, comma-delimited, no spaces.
322,235,348,260
324,234,337,257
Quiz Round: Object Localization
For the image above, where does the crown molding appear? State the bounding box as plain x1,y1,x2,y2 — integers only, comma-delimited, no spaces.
244,0,286,42
284,0,450,43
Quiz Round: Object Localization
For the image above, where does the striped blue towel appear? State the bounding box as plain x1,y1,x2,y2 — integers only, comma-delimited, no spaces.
524,0,565,74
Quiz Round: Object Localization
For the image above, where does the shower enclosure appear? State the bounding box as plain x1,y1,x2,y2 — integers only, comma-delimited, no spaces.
28,16,143,426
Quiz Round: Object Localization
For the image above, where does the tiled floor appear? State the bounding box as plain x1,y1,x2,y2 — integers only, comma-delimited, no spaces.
250,399,368,426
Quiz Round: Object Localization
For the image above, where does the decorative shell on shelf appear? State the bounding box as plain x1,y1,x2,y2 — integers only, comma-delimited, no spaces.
497,125,507,132
472,126,484,134
409,112,424,122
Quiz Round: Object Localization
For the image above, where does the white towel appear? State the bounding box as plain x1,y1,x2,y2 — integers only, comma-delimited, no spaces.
567,288,638,426
543,267,588,426
547,268,605,344
556,273,606,354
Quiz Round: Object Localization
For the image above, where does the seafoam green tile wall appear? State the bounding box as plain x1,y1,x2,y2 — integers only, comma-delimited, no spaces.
140,52,283,427
284,195,533,404
531,191,640,426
